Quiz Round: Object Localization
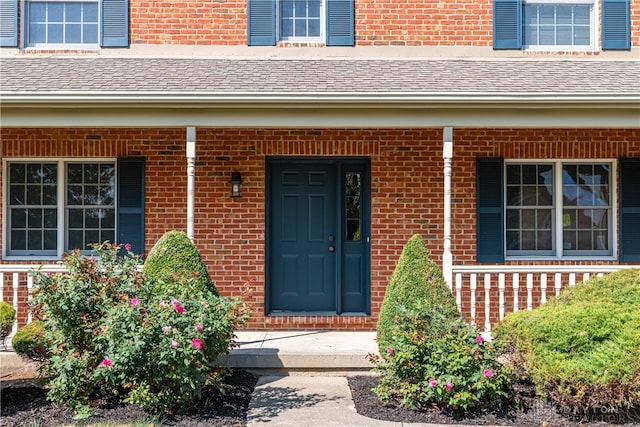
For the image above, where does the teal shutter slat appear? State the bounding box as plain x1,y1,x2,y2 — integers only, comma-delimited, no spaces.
0,0,18,47
326,0,354,46
493,0,521,49
602,0,630,50
101,0,129,47
477,158,505,263
248,0,276,46
620,158,640,263
117,158,145,256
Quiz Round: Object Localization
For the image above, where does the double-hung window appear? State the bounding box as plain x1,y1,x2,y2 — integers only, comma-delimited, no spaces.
4,158,144,259
247,0,354,46
493,0,631,50
476,158,624,263
522,1,595,50
25,0,99,47
0,0,128,48
505,161,612,258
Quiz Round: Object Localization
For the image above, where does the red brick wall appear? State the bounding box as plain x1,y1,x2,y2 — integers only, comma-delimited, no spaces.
127,0,640,48
1,128,639,329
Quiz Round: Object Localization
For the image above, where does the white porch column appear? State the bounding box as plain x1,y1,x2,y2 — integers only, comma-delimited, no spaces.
443,127,454,290
186,126,196,242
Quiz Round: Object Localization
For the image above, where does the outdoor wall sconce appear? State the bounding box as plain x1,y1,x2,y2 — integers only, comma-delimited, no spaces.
229,171,242,198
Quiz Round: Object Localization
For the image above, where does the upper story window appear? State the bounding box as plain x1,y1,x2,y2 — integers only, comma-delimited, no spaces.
522,1,595,49
247,0,353,46
25,1,99,48
493,0,631,51
280,0,322,41
0,0,128,48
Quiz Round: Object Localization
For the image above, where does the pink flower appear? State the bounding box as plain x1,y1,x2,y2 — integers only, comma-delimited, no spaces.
476,336,485,344
428,378,438,387
445,381,453,390
195,323,203,332
171,299,180,307
124,243,132,251
130,298,140,306
46,272,52,278
191,338,203,351
386,347,394,354
171,340,179,348
159,300,167,307
162,326,172,335
483,369,493,378
101,357,112,368
174,305,184,314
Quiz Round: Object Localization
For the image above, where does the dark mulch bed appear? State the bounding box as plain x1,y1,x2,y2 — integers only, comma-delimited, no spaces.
0,370,258,427
348,375,640,427
3,370,640,426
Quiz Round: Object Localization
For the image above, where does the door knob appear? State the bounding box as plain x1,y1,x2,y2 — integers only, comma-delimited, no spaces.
328,245,335,252
328,235,335,242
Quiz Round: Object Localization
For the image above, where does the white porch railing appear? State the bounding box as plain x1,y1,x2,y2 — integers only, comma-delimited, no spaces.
452,264,639,334
0,264,65,335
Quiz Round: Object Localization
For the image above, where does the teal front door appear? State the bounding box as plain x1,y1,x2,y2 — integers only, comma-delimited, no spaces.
267,159,370,314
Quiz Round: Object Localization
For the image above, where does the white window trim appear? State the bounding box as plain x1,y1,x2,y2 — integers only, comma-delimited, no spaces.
277,0,325,43
504,158,617,261
20,0,101,50
521,0,598,52
2,157,117,261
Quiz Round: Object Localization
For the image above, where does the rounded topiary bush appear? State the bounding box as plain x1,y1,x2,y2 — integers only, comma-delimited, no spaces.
143,230,218,296
0,301,15,343
494,269,640,419
12,320,49,360
376,234,459,354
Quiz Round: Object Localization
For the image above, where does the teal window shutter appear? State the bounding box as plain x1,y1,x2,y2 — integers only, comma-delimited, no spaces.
0,0,18,47
117,158,145,255
493,0,521,49
101,0,129,47
602,0,630,50
326,0,354,46
620,158,640,263
248,0,276,46
477,158,505,263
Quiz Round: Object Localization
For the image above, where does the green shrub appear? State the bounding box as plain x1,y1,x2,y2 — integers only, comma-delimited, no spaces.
0,301,15,343
371,302,511,411
142,230,219,296
31,242,250,415
376,234,458,354
494,269,640,417
12,320,49,360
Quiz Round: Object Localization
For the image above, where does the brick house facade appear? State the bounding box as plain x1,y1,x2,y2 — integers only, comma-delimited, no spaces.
1,0,639,332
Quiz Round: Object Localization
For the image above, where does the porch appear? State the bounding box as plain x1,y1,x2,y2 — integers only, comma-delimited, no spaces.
2,263,637,336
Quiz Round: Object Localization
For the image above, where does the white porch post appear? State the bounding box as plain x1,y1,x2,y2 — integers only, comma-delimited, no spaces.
186,126,196,242
443,127,454,290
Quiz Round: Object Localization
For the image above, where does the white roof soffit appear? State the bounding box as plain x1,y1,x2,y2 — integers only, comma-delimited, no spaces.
1,91,639,128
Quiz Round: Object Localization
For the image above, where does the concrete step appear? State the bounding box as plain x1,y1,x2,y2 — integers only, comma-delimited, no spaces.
218,331,379,373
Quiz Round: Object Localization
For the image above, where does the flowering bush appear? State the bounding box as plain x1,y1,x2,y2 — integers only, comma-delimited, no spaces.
31,242,251,415
371,303,511,412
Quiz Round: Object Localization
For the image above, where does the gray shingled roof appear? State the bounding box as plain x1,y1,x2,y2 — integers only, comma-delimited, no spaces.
1,57,638,94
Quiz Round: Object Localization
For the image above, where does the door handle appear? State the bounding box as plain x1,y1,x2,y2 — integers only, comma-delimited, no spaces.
328,245,335,252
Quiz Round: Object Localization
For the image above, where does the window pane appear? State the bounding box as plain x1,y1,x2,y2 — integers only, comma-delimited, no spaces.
10,163,25,183
68,230,84,250
49,3,64,21
9,185,25,205
101,230,115,244
308,18,320,37
28,209,43,228
102,209,115,228
66,24,82,43
44,230,57,250
506,231,520,250
68,185,83,205
68,164,83,183
347,220,361,241
281,19,293,37
30,2,46,21
28,230,43,250
85,164,99,183
294,0,306,17
48,24,64,43
85,208,100,228
85,2,98,21
506,209,520,229
69,209,83,228
66,2,82,21
83,23,98,43
44,209,57,228
309,0,321,17
11,230,27,250
84,185,99,205
295,19,306,37
85,230,100,246
27,185,42,205
537,230,552,250
11,209,27,228
42,185,57,205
